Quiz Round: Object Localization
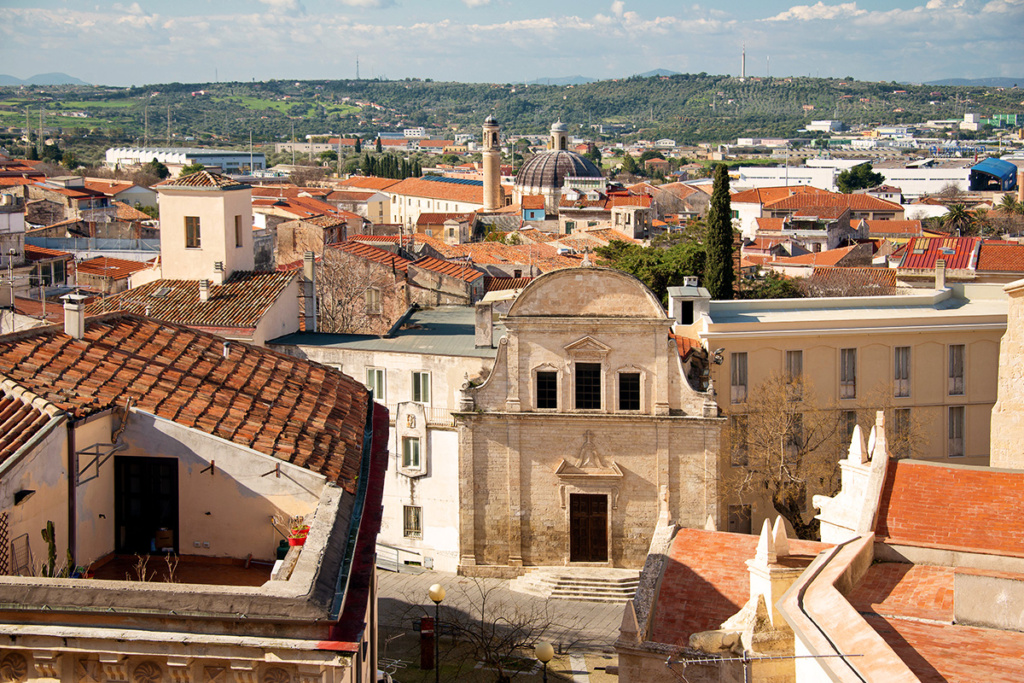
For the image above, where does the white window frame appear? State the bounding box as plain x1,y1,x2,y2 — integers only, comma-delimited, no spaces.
366,287,382,315
412,371,430,404
616,368,643,412
366,367,386,403
402,436,421,470
840,348,857,399
403,505,422,538
894,346,910,398
730,352,747,404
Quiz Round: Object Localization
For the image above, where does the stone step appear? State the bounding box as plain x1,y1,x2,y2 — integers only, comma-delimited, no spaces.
510,569,640,603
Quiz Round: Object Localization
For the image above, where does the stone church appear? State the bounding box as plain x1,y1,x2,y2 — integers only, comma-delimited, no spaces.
455,267,723,577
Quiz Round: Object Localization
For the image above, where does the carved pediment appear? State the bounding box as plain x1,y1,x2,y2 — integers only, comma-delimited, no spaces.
564,336,611,359
554,430,623,480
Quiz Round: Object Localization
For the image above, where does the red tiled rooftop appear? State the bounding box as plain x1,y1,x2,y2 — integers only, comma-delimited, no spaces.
77,256,154,281
668,333,702,361
251,186,330,200
521,195,545,210
977,243,1024,273
772,244,858,267
648,528,829,647
876,459,1024,557
155,171,248,191
731,185,831,205
861,220,923,236
792,206,849,220
765,192,903,212
86,271,298,332
81,179,138,196
753,218,788,232
484,276,533,292
847,563,954,622
386,176,484,204
898,236,981,271
110,200,153,222
0,389,54,467
24,244,72,261
416,212,472,226
810,266,898,290
411,255,483,282
0,314,370,492
329,241,412,273
337,176,401,191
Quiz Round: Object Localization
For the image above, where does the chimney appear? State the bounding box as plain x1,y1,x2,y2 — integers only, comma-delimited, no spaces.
303,251,317,333
199,279,211,302
62,292,88,340
212,261,226,286
935,258,946,290
475,301,493,348
684,275,699,287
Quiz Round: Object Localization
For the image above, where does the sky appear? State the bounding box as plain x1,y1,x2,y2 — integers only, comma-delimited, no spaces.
1,0,1022,86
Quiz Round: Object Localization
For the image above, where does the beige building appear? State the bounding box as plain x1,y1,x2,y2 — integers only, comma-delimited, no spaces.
456,268,722,577
990,277,1024,468
675,282,1007,535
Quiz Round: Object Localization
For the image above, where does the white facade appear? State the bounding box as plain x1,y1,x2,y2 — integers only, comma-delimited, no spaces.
735,166,840,192
105,147,266,173
389,191,483,228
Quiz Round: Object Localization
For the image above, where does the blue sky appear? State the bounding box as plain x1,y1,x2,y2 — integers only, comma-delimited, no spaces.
1,0,1021,86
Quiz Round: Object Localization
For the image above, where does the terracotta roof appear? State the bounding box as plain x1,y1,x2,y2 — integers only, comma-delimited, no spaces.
583,228,640,245
898,236,981,271
327,190,376,202
0,314,370,492
387,176,485,204
111,200,153,222
251,186,330,200
764,192,903,212
155,171,248,191
0,177,36,187
81,179,138,196
11,296,65,325
483,276,533,292
337,176,401,191
609,195,653,208
513,228,558,244
976,243,1024,273
771,244,859,267
521,195,546,210
416,212,472,226
0,387,55,467
23,244,72,261
668,333,702,361
329,241,411,273
433,241,583,273
876,459,1024,557
77,256,154,281
559,197,608,209
653,182,701,201
809,266,898,290
86,271,298,332
731,185,831,205
411,255,483,282
861,220,923,236
348,234,403,244
32,183,106,200
792,206,849,220
648,528,830,647
753,217,788,232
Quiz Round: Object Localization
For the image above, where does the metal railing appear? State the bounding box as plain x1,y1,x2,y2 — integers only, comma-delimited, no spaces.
384,403,456,428
26,237,161,253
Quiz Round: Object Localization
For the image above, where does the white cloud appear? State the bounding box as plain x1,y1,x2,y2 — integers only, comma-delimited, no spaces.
611,1,626,16
338,0,395,7
765,1,867,21
463,0,492,6
257,0,304,12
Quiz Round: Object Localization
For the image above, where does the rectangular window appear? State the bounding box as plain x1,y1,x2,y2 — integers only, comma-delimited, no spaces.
412,372,430,404
234,215,243,247
618,373,641,411
948,406,964,457
365,367,386,403
53,259,65,284
948,344,965,396
575,363,602,410
536,371,557,409
786,350,803,401
842,410,858,446
730,414,748,467
840,348,857,399
366,287,382,315
403,505,422,538
185,216,201,248
892,408,911,459
894,346,910,398
730,352,748,404
402,437,421,469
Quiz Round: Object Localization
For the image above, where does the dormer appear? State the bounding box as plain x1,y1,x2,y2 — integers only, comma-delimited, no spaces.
667,278,711,326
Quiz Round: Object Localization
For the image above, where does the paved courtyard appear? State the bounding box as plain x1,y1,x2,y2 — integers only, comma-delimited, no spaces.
377,568,626,681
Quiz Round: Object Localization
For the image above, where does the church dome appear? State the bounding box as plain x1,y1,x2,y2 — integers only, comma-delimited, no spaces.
515,150,602,193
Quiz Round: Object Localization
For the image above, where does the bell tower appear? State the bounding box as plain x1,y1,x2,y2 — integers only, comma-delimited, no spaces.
550,121,568,151
482,116,502,212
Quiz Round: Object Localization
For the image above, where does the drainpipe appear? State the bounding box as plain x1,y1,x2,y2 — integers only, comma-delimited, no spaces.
66,416,77,568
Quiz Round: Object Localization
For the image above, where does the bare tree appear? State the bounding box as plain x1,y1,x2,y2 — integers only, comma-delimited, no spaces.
315,248,409,336
727,373,842,540
799,269,897,297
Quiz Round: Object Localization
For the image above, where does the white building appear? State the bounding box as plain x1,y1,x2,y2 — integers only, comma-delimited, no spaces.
105,147,266,174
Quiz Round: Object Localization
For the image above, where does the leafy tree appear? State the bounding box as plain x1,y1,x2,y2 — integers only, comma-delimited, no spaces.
741,271,804,299
61,151,80,170
704,163,734,300
621,153,638,174
638,150,665,163
836,162,884,194
582,144,601,167
942,204,973,235
319,150,338,163
999,193,1023,215
594,240,705,303
179,162,206,177
143,159,170,179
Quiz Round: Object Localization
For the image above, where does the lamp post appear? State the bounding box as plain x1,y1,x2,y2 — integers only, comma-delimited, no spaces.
428,583,445,683
535,642,554,683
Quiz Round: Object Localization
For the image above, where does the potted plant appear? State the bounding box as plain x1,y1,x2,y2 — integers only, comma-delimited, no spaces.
288,518,310,546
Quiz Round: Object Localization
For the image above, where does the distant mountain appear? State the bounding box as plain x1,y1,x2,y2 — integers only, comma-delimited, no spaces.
0,72,90,86
924,77,1021,88
635,69,681,78
526,75,597,86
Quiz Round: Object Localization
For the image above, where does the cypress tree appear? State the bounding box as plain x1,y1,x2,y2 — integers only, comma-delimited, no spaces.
354,137,361,154
704,164,734,300
375,137,382,154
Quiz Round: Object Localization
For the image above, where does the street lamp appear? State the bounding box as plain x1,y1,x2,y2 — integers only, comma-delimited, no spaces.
428,583,445,683
535,642,554,683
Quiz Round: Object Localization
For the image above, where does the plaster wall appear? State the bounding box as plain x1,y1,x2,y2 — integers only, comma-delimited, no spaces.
990,279,1024,468
157,186,255,281
389,194,482,229
250,277,302,346
75,410,325,564
0,418,68,575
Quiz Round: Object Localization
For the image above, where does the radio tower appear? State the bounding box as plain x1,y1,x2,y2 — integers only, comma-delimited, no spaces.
741,44,746,82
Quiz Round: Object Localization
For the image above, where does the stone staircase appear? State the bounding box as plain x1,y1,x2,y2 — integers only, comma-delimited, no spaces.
509,567,641,603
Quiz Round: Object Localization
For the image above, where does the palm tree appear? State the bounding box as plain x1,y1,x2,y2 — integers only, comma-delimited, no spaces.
998,193,1023,215
943,204,973,236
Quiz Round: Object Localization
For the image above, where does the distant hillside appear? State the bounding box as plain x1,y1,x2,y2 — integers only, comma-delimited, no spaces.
526,75,597,86
924,77,1022,88
0,72,90,86
636,69,681,78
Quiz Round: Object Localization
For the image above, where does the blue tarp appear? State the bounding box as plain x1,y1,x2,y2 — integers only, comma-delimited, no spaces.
969,157,1018,191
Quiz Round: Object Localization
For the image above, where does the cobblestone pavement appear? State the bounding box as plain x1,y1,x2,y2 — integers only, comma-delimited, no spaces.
376,568,626,680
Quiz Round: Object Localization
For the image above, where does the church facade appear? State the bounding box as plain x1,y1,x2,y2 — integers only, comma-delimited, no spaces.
455,268,724,577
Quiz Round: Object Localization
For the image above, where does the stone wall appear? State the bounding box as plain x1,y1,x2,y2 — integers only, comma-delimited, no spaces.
990,278,1024,468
